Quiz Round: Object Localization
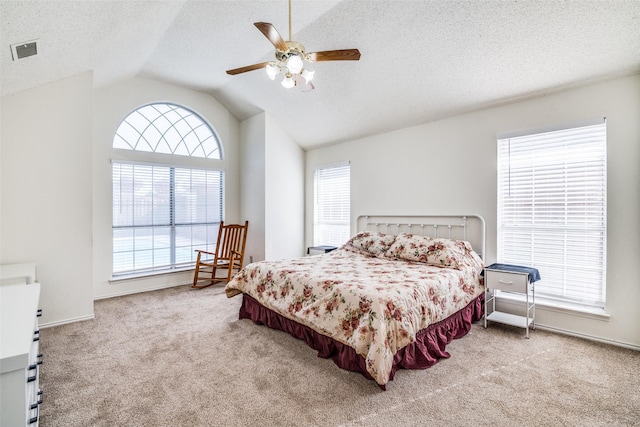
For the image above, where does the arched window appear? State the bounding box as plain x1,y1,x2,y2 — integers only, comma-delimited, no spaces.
113,103,221,158
112,103,224,277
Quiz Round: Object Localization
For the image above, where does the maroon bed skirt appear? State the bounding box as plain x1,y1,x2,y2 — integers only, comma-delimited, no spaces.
239,293,485,390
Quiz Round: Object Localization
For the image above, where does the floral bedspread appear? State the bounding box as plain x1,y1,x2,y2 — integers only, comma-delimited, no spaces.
225,234,484,386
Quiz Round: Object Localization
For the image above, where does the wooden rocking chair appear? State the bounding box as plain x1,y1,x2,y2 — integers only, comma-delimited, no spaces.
192,220,249,289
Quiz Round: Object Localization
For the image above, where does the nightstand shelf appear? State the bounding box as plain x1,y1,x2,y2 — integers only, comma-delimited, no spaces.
483,263,540,339
485,311,534,329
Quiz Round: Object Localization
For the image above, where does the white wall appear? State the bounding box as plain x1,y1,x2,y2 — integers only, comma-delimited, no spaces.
240,113,266,262
239,112,305,262
265,113,304,260
92,77,241,299
1,72,94,326
305,74,640,348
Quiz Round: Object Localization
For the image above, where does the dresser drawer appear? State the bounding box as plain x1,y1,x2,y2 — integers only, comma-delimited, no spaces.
485,269,529,293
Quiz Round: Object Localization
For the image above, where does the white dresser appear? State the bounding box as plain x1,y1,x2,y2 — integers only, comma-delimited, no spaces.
1,275,42,426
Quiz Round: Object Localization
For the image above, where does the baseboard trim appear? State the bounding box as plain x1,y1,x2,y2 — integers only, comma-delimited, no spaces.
40,313,95,329
494,295,638,351
533,323,640,351
94,282,190,300
40,283,191,328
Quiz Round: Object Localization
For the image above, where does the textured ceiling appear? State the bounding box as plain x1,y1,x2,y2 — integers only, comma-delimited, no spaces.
2,0,640,149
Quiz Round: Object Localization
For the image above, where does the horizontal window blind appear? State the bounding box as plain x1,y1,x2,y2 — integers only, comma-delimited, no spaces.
113,162,223,276
497,121,606,308
313,163,350,247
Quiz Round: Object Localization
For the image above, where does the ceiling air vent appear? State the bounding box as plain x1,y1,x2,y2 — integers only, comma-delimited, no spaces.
10,40,38,60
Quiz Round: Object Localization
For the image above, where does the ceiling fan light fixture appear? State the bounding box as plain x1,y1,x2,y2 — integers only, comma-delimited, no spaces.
281,73,295,89
225,1,361,92
301,68,315,83
266,62,280,80
286,54,304,74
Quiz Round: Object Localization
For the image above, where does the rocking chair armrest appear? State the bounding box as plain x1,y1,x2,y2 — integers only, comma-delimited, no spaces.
195,249,216,256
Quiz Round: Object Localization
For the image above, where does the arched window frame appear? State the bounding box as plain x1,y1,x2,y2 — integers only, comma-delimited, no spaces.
113,102,223,160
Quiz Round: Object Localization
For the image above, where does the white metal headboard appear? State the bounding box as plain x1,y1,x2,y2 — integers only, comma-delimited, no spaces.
356,214,486,261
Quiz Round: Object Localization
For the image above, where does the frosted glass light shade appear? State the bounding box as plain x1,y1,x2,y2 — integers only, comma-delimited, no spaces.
301,68,315,83
266,63,279,80
281,74,295,89
286,54,304,74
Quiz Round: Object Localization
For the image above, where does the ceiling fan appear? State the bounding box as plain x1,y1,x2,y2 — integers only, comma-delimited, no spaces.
226,0,361,91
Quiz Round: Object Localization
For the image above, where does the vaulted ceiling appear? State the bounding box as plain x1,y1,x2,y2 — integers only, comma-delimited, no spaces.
2,1,639,149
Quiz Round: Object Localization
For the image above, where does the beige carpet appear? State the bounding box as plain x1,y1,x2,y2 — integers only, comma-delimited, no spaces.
39,285,640,426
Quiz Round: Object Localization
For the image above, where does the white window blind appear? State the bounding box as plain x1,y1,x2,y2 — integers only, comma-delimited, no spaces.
112,163,223,276
497,120,607,308
313,163,350,246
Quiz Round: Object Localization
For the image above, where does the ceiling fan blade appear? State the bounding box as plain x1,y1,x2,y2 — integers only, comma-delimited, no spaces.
226,62,270,75
307,49,361,62
254,22,288,52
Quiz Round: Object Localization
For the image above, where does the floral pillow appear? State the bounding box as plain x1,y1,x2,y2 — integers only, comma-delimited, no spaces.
343,231,397,258
458,244,485,274
386,232,482,270
385,232,434,262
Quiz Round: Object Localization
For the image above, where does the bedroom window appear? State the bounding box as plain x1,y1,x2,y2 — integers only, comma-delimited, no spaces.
112,103,223,277
497,119,607,309
313,162,350,247
113,103,221,159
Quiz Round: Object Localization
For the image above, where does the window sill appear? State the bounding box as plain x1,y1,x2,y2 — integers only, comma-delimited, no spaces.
494,291,610,321
110,267,194,283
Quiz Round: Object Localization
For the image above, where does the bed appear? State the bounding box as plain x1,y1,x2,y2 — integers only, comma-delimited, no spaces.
225,215,486,389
